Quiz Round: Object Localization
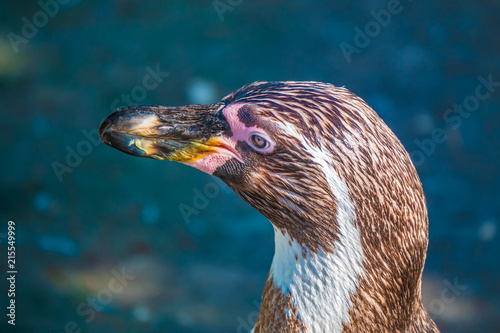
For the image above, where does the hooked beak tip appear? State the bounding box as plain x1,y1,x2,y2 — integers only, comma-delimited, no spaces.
99,107,164,157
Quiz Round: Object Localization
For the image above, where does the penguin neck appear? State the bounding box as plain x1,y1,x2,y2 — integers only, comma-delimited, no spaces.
253,225,365,333
253,225,438,333
250,136,367,332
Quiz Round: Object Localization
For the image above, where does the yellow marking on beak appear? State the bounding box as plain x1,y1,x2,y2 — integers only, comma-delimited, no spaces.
167,140,218,162
166,137,240,163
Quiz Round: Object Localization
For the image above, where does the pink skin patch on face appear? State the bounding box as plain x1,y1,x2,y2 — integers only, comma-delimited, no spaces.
223,102,276,152
183,135,243,174
183,153,232,175
182,103,272,175
223,103,262,141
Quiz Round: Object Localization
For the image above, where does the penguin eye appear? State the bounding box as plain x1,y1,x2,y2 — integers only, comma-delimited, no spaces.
249,133,270,150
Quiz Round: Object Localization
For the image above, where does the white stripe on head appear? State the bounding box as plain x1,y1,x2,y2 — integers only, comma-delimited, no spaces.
269,124,365,333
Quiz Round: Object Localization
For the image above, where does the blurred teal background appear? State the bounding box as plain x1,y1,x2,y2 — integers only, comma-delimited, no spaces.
1,0,499,332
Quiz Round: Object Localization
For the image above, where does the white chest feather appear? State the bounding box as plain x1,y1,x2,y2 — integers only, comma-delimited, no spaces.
269,126,366,333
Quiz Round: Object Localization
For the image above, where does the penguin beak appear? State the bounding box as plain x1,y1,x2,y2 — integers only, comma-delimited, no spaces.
99,103,237,164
